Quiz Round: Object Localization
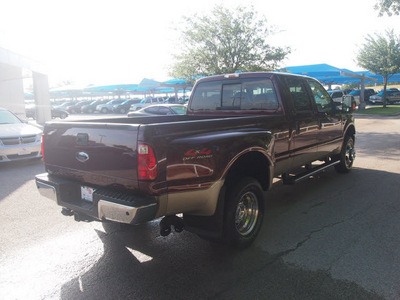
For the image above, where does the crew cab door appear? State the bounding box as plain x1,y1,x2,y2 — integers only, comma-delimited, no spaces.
306,79,343,156
283,76,319,168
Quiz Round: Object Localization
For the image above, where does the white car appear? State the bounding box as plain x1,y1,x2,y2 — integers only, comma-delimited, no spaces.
0,107,42,163
129,97,165,111
328,90,359,105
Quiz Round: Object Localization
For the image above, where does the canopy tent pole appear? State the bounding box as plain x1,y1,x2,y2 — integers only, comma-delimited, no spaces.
340,71,377,109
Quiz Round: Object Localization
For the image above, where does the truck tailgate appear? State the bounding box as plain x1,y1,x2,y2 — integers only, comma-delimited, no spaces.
43,122,140,190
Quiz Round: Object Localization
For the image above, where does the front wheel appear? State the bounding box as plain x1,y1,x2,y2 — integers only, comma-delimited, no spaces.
335,135,355,173
223,177,264,249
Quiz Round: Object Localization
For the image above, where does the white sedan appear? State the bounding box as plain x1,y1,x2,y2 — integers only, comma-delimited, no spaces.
0,107,42,163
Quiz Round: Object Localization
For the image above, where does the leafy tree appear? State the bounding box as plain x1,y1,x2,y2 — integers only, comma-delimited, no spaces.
170,5,290,81
356,30,400,107
375,0,400,16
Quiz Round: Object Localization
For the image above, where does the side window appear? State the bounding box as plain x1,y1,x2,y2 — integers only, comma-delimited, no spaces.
158,107,171,115
285,77,312,113
145,107,159,114
307,79,333,113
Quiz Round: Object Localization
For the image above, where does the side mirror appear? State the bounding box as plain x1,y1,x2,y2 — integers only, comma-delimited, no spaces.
341,95,354,113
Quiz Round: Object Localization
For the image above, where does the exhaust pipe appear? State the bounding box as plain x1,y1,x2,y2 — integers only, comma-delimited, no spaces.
73,211,93,222
160,215,184,236
61,207,74,216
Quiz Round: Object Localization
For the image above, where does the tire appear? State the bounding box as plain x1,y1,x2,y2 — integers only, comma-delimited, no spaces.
60,112,67,119
87,108,93,114
101,107,108,113
335,135,355,173
119,108,126,114
223,177,264,249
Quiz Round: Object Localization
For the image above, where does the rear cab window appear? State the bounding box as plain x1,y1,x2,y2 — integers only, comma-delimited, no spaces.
190,78,279,112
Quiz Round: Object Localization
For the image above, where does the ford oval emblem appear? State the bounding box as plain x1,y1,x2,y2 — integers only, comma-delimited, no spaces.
76,152,89,162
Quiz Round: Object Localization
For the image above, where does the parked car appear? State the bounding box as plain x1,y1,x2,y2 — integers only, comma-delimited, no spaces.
65,100,93,114
328,90,357,106
50,108,69,119
369,90,400,104
112,99,142,114
349,89,376,103
53,101,74,110
164,96,178,104
0,107,42,163
127,104,187,117
96,99,125,113
129,97,165,111
178,96,189,104
379,88,399,92
81,99,108,114
26,105,68,119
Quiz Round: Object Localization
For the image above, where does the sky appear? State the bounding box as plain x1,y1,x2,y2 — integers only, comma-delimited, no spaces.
0,0,399,88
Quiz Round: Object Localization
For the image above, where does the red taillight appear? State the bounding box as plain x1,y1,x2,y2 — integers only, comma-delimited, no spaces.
41,134,45,162
138,144,157,180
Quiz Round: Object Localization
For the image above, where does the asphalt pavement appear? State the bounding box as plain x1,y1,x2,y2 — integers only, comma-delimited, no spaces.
0,115,399,299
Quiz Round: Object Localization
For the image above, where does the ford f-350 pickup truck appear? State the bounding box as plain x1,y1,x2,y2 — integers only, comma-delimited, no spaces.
36,72,355,248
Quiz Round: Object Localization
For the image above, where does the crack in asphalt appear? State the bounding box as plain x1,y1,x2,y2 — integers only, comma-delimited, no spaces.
214,205,377,298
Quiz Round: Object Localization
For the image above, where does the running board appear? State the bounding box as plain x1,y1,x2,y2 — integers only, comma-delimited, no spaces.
282,160,340,185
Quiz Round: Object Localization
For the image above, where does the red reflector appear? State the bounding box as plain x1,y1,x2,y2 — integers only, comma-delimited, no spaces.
138,144,157,180
41,134,45,162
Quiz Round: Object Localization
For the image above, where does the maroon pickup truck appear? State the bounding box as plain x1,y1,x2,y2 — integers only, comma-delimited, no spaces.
36,72,356,248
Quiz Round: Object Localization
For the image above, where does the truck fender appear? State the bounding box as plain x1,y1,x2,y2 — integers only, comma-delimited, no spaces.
222,147,274,192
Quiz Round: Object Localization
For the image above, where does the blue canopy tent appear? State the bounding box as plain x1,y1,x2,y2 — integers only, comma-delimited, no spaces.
49,85,89,100
162,78,193,99
139,78,193,99
355,71,400,84
278,64,382,109
279,63,400,86
278,64,362,86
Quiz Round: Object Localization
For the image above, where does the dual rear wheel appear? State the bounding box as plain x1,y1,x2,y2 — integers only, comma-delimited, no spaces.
223,177,264,249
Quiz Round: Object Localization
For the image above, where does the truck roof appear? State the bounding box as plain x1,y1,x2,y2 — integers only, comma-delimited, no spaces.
195,71,313,84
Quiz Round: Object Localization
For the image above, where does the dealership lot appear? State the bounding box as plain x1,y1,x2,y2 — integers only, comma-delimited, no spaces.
0,115,399,299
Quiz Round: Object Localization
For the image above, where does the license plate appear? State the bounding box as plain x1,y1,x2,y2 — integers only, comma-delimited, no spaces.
81,186,95,202
18,147,31,155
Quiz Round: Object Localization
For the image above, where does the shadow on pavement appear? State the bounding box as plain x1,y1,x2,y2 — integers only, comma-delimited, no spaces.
59,166,392,299
0,158,44,202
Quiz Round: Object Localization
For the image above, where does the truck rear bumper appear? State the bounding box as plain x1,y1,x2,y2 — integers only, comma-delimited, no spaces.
36,173,158,225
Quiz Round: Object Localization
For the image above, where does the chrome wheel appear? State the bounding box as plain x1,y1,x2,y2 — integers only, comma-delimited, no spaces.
335,135,355,173
235,191,259,236
344,139,355,169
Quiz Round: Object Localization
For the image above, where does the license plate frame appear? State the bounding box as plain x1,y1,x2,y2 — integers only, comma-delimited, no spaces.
81,186,95,202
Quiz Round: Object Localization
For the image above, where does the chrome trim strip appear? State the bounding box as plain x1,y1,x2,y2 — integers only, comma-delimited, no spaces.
98,200,156,224
36,181,57,202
